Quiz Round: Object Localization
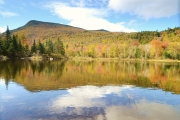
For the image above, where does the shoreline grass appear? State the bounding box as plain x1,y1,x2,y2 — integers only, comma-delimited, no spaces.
71,57,180,63
0,55,8,60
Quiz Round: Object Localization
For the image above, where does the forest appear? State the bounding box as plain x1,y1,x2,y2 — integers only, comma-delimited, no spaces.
0,27,65,59
0,23,180,60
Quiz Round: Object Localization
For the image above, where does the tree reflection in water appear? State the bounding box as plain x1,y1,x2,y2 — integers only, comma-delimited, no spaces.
0,60,180,93
0,60,180,120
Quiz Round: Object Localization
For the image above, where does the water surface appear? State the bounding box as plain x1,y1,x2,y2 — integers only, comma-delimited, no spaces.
0,60,180,120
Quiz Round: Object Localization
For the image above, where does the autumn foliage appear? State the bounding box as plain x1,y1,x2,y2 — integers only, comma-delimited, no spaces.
0,20,180,59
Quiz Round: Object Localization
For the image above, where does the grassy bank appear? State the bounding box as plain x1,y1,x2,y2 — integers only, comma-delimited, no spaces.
0,55,7,60
71,57,180,62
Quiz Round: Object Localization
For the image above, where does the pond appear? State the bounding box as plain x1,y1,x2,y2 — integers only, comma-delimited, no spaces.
0,60,180,120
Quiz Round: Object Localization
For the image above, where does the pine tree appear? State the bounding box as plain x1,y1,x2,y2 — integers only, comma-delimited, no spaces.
12,35,18,53
8,43,15,57
4,26,11,55
38,41,45,54
5,26,11,42
18,39,23,55
0,37,3,54
31,39,37,54
24,44,29,57
55,38,61,54
46,40,54,54
57,38,65,56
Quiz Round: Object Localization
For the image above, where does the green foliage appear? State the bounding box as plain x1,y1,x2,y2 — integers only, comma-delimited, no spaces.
163,49,171,59
135,48,142,58
37,41,45,54
45,40,54,54
4,26,11,55
55,38,65,56
0,37,3,54
12,35,18,52
1,22,180,60
31,40,37,54
5,26,11,42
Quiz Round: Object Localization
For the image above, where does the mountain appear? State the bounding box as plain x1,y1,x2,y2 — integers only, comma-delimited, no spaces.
0,20,179,59
13,20,85,32
11,20,86,44
2,20,180,46
10,20,127,45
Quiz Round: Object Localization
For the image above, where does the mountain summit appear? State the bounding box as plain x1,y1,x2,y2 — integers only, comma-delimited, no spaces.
11,20,85,42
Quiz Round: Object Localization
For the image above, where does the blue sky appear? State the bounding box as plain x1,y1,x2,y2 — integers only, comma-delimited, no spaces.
0,0,179,33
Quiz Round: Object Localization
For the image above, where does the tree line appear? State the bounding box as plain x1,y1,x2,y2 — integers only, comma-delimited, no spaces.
65,40,180,59
64,27,180,59
0,27,65,58
0,26,180,60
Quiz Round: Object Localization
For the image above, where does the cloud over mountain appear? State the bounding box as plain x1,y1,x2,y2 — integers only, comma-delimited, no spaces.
44,1,136,32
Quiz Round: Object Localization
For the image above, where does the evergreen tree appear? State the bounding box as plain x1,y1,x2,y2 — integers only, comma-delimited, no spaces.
8,43,15,57
12,35,18,53
55,38,61,54
38,41,45,54
57,38,65,56
4,26,11,55
46,40,54,54
5,26,11,42
0,37,3,54
18,39,23,55
53,38,65,57
31,39,37,54
6,35,18,57
24,44,29,57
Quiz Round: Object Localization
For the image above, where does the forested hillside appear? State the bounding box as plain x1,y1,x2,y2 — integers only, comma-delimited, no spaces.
0,20,180,59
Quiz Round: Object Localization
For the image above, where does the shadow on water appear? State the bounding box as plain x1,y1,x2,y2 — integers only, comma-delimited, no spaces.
0,60,180,93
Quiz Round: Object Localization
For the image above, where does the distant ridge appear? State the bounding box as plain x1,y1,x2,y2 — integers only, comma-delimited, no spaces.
7,20,114,44
1,20,179,47
8,20,88,43
24,20,80,28
13,20,85,32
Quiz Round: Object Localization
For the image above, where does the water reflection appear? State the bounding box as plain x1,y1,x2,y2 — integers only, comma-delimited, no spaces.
1,59,180,119
1,83,180,120
51,85,127,108
48,85,180,120
0,60,180,93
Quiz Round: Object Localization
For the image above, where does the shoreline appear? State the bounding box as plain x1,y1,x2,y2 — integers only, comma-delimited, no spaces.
1,56,180,63
0,56,8,60
71,57,180,63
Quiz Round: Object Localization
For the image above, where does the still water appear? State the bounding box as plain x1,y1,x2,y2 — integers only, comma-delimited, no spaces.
0,60,180,120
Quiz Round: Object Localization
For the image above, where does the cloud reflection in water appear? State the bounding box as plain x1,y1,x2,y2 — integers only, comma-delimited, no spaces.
50,85,180,120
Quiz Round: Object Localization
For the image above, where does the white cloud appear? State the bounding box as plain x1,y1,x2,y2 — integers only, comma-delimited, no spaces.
0,11,18,17
108,0,180,19
0,26,6,33
46,2,107,21
44,1,136,32
69,17,136,32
